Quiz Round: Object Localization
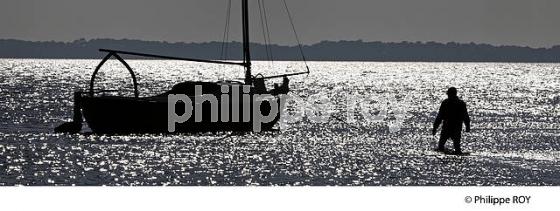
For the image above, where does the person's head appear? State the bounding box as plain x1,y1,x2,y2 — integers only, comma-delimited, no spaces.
446,87,457,97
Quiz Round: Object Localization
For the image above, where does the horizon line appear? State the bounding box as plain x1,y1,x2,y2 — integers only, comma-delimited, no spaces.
2,38,559,50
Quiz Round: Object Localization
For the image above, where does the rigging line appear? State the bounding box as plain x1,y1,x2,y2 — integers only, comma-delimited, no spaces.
262,0,274,64
242,0,247,65
220,0,228,60
224,10,230,62
257,0,271,62
225,0,232,61
282,0,310,72
220,0,232,61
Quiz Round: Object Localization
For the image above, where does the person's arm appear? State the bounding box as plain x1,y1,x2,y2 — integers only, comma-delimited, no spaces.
432,102,444,135
463,102,471,132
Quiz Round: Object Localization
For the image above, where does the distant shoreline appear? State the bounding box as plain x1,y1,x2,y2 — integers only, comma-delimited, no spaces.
2,58,559,64
1,39,560,63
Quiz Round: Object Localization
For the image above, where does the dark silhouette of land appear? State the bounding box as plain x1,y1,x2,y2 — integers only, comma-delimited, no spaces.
2,38,560,62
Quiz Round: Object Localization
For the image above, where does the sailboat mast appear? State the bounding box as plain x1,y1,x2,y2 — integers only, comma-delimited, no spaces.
242,0,252,84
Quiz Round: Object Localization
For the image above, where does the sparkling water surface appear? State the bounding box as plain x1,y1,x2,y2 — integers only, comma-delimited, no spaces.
0,59,559,185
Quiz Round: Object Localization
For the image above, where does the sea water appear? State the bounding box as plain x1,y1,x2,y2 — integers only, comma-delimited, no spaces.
0,59,559,185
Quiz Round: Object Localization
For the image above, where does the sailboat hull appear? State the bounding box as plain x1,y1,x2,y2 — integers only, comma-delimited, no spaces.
80,92,284,134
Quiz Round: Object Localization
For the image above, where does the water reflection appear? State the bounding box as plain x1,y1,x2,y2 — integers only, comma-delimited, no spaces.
0,59,559,185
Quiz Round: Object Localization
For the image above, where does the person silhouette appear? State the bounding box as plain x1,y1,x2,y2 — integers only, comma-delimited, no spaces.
432,87,471,154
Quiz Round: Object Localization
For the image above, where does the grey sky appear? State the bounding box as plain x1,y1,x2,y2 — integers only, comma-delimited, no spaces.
1,0,559,47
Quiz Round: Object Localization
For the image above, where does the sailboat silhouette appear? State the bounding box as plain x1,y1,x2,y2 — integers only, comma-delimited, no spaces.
55,0,309,134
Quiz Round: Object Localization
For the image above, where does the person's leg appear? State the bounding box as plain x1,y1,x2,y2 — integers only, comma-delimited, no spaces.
437,133,449,151
451,133,462,153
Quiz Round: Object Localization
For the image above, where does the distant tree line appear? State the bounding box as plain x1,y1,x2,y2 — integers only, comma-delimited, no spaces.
1,38,560,62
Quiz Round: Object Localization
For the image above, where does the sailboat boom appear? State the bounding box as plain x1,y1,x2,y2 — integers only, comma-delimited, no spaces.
99,49,247,66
